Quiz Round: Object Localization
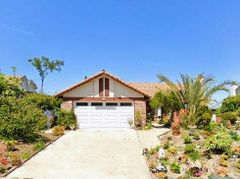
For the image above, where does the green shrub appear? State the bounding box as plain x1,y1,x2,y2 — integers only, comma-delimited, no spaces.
0,165,6,174
34,141,45,151
155,145,161,151
163,140,170,149
0,96,47,142
168,146,177,155
145,122,152,130
148,145,161,155
0,74,24,97
134,111,143,127
235,160,240,169
21,93,61,111
219,112,237,124
188,150,200,161
21,152,31,160
193,132,200,140
184,144,195,153
148,148,156,155
57,110,76,129
205,130,233,154
159,158,170,166
184,144,200,161
229,131,240,141
220,95,240,113
196,106,212,128
4,140,17,151
170,162,181,173
184,136,192,144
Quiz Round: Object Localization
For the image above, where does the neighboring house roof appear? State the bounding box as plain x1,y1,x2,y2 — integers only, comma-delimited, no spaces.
5,75,38,92
28,80,38,89
56,70,150,98
128,83,169,97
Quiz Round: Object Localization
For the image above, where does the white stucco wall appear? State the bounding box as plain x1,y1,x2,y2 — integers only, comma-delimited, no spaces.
230,85,239,96
114,81,143,97
63,75,144,98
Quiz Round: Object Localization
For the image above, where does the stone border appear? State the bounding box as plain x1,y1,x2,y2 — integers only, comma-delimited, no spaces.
2,131,69,177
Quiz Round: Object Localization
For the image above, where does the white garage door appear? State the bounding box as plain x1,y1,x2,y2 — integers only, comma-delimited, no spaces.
74,102,134,128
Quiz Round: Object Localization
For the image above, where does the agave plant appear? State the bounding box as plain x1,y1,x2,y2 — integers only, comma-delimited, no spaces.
157,74,234,127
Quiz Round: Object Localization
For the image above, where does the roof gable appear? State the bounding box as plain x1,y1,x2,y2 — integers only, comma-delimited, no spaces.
56,70,150,98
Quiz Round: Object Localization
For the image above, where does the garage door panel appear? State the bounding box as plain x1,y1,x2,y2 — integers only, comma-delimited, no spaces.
79,122,130,128
75,105,134,129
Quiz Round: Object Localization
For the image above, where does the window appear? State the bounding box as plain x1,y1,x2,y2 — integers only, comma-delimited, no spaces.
99,78,104,97
76,102,88,106
105,78,110,97
106,103,118,106
120,102,132,106
91,102,103,106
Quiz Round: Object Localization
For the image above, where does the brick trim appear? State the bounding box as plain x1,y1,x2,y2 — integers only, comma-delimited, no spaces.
62,97,146,101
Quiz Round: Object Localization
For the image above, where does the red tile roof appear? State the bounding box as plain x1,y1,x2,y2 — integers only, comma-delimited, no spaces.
128,83,169,97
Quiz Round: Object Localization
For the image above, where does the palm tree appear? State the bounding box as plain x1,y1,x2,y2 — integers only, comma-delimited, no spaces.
157,73,234,127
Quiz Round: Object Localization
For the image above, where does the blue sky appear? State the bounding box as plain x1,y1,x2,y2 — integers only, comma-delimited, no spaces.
0,1,240,100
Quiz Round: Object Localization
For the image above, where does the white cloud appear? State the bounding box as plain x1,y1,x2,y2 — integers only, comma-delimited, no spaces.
0,24,35,37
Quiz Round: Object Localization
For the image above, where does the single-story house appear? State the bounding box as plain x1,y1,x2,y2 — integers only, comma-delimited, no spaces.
56,70,166,128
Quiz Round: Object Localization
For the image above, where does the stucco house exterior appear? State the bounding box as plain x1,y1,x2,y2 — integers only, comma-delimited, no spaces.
230,85,240,96
56,70,165,128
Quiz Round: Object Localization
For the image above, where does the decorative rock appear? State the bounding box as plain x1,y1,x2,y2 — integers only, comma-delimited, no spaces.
150,168,158,173
156,164,168,173
195,160,202,168
211,114,217,122
158,148,166,158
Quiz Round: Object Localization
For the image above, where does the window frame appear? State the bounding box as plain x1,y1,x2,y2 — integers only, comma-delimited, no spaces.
106,102,118,106
91,102,103,106
76,102,89,106
120,102,132,106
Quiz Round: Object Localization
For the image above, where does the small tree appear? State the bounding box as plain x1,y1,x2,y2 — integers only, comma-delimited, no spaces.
28,56,64,93
11,66,17,76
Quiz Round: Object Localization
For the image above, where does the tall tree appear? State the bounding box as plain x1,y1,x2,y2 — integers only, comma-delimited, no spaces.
158,74,234,126
28,56,64,93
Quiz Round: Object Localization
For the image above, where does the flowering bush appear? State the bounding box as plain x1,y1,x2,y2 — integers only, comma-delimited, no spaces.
52,126,65,136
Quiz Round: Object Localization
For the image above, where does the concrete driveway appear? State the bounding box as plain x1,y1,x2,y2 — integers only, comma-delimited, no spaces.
7,129,151,179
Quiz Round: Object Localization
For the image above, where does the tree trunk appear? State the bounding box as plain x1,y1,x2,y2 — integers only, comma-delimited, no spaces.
40,79,44,93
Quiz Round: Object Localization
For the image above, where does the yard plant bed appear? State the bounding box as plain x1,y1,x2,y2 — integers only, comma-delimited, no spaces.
0,130,63,177
145,127,240,179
